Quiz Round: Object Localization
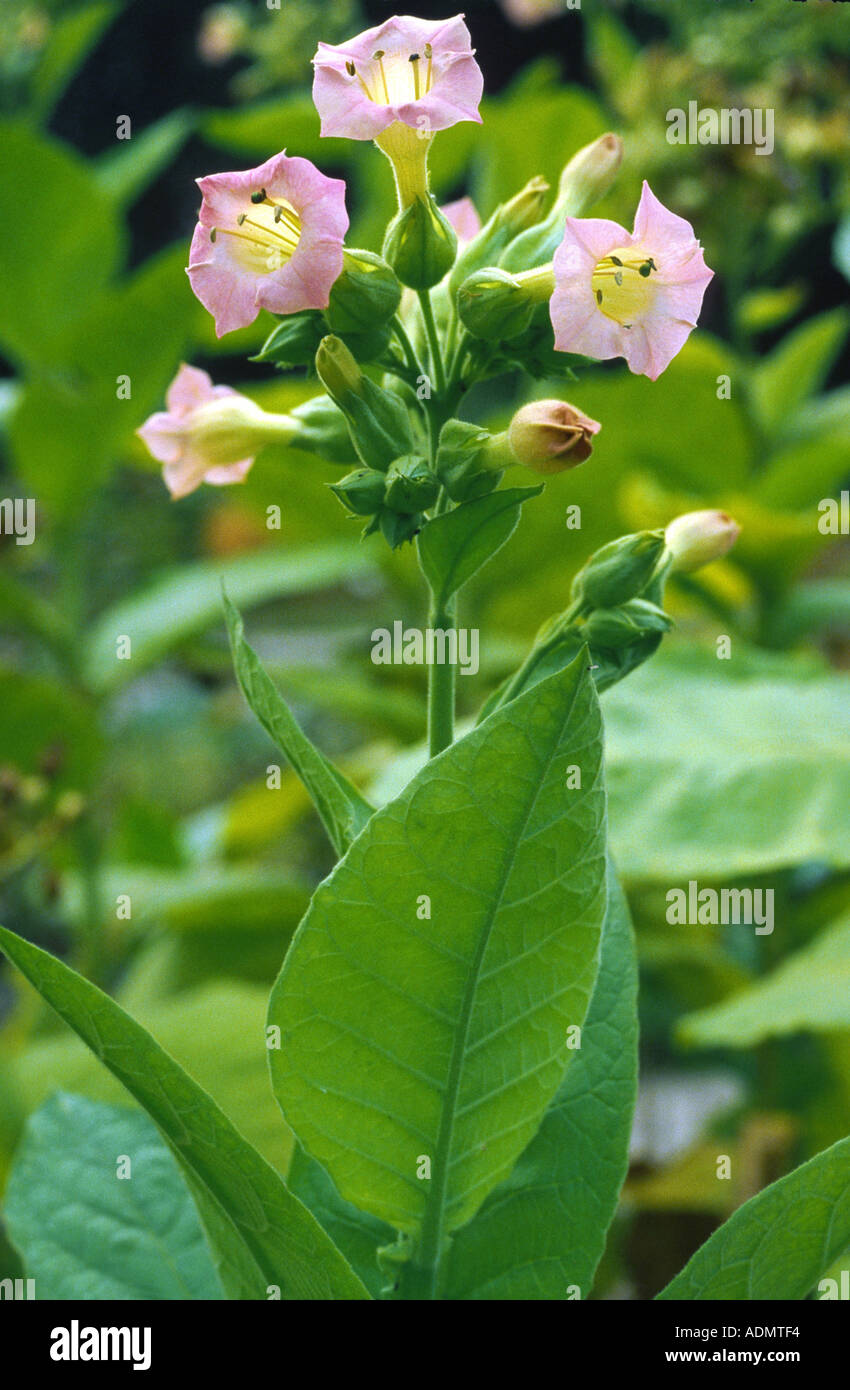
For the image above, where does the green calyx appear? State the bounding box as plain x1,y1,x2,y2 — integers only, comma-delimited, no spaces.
573,531,667,609
383,194,458,291
315,335,415,472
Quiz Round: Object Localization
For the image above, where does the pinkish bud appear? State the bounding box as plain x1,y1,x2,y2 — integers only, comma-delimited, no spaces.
508,398,601,473
665,509,741,572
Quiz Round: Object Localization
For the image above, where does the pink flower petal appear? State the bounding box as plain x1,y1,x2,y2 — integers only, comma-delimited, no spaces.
551,187,713,379
442,195,481,242
186,152,348,337
312,14,483,140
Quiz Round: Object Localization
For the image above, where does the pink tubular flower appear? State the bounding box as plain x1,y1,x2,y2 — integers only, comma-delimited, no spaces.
441,196,482,244
312,14,483,141
187,151,349,337
550,181,714,381
138,364,292,499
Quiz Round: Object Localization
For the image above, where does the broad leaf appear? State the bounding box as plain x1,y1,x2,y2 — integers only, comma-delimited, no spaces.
83,543,371,693
679,912,850,1050
268,651,607,1295
417,487,542,610
750,309,850,436
4,1094,223,1300
604,647,850,877
658,1135,850,1299
13,981,293,1173
0,926,369,1300
444,859,638,1300
0,123,123,368
287,1146,394,1300
224,594,373,857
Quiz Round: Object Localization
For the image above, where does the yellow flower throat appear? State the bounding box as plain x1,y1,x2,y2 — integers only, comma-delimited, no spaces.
591,247,658,328
346,44,435,104
210,192,302,273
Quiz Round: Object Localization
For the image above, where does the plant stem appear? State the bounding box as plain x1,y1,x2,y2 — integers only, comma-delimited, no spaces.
392,314,424,380
426,584,457,759
417,289,447,396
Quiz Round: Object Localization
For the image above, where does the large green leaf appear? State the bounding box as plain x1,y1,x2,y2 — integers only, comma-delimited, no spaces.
604,647,850,878
83,543,371,693
0,122,123,367
268,651,607,1296
750,309,850,437
658,1136,850,1299
13,981,292,1174
224,594,373,857
0,926,368,1300
4,1094,223,1300
679,913,850,1050
10,246,194,518
444,859,638,1300
417,487,542,611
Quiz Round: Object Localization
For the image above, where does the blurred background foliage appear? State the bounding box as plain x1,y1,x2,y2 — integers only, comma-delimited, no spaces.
0,0,849,1298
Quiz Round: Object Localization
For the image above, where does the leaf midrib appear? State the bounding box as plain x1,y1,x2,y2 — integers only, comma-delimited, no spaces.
415,672,587,1296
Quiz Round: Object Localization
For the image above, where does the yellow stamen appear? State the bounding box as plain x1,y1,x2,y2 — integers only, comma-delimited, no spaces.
409,52,421,100
374,50,390,103
213,197,303,273
591,247,658,327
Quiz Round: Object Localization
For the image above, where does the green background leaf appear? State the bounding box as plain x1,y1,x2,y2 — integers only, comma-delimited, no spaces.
658,1135,850,1299
4,1093,223,1300
0,925,369,1300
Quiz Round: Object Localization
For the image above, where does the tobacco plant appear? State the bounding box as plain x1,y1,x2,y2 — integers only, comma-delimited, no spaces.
3,12,850,1303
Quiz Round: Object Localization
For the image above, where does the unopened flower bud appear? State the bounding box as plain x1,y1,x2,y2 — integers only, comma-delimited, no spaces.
325,249,402,335
434,419,508,501
583,598,672,650
574,530,667,609
383,193,457,290
449,176,550,296
501,133,624,271
457,264,554,341
384,455,440,514
508,398,600,472
315,335,414,471
330,468,387,516
665,509,741,573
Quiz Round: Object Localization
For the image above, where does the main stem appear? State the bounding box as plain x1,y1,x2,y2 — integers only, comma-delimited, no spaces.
426,583,457,759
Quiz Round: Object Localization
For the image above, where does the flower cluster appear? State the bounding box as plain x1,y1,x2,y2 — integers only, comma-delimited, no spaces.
139,9,731,591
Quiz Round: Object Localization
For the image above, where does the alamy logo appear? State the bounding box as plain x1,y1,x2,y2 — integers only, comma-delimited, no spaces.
50,1321,151,1372
0,1277,35,1299
667,102,774,156
0,497,36,546
666,881,774,935
371,621,479,676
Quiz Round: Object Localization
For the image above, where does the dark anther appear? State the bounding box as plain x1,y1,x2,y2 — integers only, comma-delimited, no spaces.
595,289,603,304
210,228,217,242
251,188,267,204
237,213,246,225
346,60,356,75
610,255,623,266
409,52,420,62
